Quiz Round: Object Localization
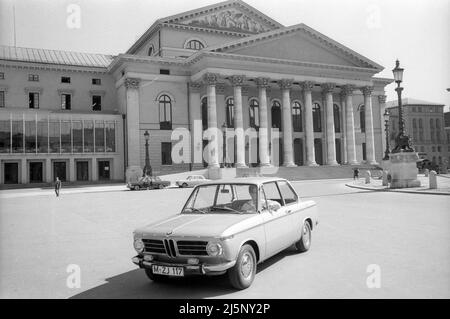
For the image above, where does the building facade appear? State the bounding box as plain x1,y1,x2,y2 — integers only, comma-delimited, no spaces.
1,0,393,185
387,98,449,168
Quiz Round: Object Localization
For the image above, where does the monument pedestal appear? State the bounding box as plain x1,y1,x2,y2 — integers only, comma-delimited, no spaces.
126,166,143,183
389,152,421,188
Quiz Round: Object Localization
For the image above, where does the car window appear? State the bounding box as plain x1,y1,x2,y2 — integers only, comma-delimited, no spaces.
277,181,298,205
263,182,283,206
216,185,233,205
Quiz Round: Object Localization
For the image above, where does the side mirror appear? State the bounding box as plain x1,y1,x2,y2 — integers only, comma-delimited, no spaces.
263,202,281,212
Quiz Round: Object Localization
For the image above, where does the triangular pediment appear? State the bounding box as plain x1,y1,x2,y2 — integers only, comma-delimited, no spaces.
208,24,383,70
161,0,282,34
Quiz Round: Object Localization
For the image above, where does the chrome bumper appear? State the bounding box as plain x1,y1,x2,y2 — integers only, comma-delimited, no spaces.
132,256,236,274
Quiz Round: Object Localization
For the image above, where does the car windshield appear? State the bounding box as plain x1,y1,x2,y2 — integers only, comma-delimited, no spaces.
182,184,260,215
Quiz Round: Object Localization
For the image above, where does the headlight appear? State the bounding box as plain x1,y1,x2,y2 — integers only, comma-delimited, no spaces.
134,239,144,253
206,242,223,256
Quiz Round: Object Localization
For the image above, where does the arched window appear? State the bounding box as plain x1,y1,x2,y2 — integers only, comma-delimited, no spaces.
333,104,340,133
201,97,208,131
148,45,154,56
249,99,259,129
159,94,172,130
359,105,365,133
185,40,205,50
226,98,234,128
271,100,282,130
312,103,322,132
292,101,302,132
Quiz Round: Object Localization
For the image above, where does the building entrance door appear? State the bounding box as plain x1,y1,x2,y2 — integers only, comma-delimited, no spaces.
4,163,19,184
98,161,110,180
294,138,304,166
53,162,67,182
29,162,43,183
76,161,89,181
335,139,342,164
314,139,323,165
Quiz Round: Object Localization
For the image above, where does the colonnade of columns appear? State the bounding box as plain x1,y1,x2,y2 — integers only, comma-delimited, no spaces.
187,73,379,168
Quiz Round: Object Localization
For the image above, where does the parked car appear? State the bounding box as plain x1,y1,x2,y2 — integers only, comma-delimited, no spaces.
175,175,210,188
127,176,171,190
132,177,319,290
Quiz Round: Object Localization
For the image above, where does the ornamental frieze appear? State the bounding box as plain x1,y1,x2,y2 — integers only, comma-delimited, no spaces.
185,9,269,33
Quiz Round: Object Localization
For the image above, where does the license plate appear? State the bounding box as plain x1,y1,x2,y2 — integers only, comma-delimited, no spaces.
152,265,184,277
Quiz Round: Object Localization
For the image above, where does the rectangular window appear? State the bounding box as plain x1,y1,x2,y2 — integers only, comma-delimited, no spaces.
0,120,11,153
61,94,71,110
277,181,298,205
37,119,48,153
95,121,105,152
0,91,4,107
83,120,94,152
0,72,4,79
160,69,170,75
61,76,71,83
49,121,60,153
72,121,83,153
29,92,39,109
105,122,115,152
161,142,172,165
28,74,39,81
362,143,367,161
25,120,36,153
12,120,23,153
61,121,71,153
92,95,101,111
92,78,101,85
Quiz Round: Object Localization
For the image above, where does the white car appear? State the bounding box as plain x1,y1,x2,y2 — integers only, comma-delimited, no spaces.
176,175,210,188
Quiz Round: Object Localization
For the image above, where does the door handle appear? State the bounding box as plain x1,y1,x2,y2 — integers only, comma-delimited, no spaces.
287,209,293,214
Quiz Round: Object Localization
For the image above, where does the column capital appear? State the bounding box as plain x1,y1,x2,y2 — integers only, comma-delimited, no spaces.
361,86,374,97
341,84,356,97
189,81,203,93
203,73,219,86
378,95,387,104
256,77,270,88
124,78,141,89
229,75,246,87
300,81,315,92
279,79,293,90
321,83,336,94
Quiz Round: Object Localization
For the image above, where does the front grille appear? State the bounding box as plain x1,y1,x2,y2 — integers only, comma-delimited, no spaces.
142,239,165,254
177,240,208,256
164,239,177,258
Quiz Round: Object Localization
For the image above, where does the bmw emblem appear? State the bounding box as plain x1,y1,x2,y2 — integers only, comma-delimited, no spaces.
166,231,173,236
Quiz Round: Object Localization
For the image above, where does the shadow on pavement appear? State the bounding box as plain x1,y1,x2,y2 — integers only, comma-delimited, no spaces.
70,248,298,299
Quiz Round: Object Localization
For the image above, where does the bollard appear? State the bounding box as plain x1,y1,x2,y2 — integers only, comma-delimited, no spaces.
365,170,371,184
424,169,429,177
382,170,389,186
429,171,437,189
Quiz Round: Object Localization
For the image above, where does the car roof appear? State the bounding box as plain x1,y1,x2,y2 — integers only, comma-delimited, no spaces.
201,177,287,186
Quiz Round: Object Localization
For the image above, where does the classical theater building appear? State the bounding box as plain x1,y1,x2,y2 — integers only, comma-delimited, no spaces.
0,0,393,185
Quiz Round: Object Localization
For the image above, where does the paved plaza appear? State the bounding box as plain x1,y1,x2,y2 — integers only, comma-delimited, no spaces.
0,179,449,299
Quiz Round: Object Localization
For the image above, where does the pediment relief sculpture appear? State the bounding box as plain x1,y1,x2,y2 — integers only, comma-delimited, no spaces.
185,9,269,33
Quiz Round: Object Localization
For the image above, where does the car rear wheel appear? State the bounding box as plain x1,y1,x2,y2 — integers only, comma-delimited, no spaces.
134,186,140,191
158,184,164,189
228,244,256,290
144,268,169,282
295,221,311,253
182,183,188,188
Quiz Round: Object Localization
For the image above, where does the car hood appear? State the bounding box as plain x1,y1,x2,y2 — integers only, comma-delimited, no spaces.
135,214,257,238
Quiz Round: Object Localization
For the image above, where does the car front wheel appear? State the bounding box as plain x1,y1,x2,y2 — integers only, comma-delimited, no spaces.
134,186,140,191
295,221,311,253
228,244,256,290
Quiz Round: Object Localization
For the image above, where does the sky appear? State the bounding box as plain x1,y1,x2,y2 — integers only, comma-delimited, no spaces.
0,0,449,110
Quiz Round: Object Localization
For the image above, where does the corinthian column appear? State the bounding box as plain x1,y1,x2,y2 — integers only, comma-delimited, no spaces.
230,75,247,168
362,86,377,165
203,73,220,168
322,83,338,166
342,85,358,165
256,77,271,167
279,79,296,167
124,78,142,181
301,81,317,166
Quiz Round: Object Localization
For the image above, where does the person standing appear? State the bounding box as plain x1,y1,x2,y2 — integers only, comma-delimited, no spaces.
55,177,62,197
353,168,360,180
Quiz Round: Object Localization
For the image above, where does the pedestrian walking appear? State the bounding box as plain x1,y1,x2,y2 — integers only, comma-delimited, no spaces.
55,177,62,197
353,168,359,180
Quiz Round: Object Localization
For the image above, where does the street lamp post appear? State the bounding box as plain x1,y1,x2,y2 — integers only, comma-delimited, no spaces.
391,60,414,153
143,130,152,177
221,123,227,168
383,109,390,160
